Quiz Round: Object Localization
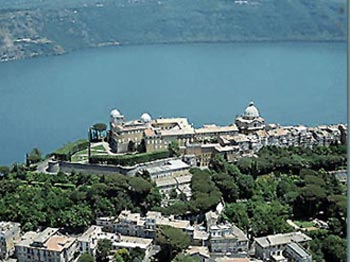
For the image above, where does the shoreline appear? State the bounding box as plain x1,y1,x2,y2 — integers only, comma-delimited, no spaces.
0,38,346,64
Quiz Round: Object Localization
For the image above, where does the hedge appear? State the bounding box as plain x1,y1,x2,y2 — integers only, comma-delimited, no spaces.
89,150,170,166
53,139,89,161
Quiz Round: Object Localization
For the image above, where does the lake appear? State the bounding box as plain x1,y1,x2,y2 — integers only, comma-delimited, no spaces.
0,42,346,165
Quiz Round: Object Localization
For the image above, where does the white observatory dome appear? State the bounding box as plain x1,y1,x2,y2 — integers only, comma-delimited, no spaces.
244,101,260,118
110,109,121,118
140,113,152,123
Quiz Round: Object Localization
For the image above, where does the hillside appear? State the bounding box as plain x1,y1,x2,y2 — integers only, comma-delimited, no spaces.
0,0,346,62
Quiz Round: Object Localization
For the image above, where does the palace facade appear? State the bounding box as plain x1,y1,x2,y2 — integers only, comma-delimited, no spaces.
108,102,345,166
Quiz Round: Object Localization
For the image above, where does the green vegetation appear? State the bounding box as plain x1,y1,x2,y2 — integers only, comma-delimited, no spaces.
0,167,161,232
70,144,109,163
0,144,346,261
26,148,42,165
53,139,89,161
96,239,112,262
0,0,346,62
168,141,180,157
90,123,107,142
78,253,95,262
155,226,191,262
114,248,145,262
89,150,170,166
156,168,222,216
173,253,200,262
293,220,314,228
236,145,346,177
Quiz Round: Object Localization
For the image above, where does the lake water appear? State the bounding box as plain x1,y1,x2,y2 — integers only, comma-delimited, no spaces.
0,42,346,165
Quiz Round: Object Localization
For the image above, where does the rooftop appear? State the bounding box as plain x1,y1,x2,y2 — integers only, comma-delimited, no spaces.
255,232,312,248
286,242,311,258
0,221,20,234
196,124,238,134
146,159,190,175
186,245,210,258
45,235,76,252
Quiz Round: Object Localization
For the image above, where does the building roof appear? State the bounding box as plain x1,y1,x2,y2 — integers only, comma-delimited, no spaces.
157,217,191,230
78,225,103,242
255,232,312,248
34,228,59,244
117,235,152,249
16,231,38,247
140,113,152,123
244,101,260,118
193,230,209,240
223,134,250,143
267,128,289,137
155,177,177,187
0,221,20,234
175,174,192,184
286,242,311,258
144,128,156,137
186,246,210,258
195,124,238,134
146,159,190,175
45,235,76,252
146,211,162,220
216,257,251,262
110,109,122,118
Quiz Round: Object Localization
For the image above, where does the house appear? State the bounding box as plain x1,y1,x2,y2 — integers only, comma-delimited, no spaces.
185,246,210,262
78,226,153,258
209,223,248,256
284,242,312,262
254,232,312,261
0,221,21,260
15,228,78,262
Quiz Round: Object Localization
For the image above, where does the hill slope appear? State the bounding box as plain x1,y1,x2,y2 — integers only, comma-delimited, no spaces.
0,0,346,62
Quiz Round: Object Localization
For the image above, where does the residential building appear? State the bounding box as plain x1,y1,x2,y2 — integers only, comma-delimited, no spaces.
144,159,190,180
254,232,312,261
78,226,153,258
15,228,78,262
185,246,210,262
209,224,249,256
195,124,239,143
0,221,21,260
284,242,312,262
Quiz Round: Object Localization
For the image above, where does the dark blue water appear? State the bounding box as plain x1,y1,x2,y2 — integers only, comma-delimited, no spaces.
0,42,346,165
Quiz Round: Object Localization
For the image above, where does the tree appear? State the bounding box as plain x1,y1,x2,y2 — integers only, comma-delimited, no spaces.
322,235,346,262
78,253,95,262
0,166,10,176
237,174,255,199
224,202,249,232
173,253,200,262
96,239,112,262
26,148,42,165
212,172,239,202
155,226,190,262
91,123,107,141
114,248,130,262
168,141,180,157
129,247,145,262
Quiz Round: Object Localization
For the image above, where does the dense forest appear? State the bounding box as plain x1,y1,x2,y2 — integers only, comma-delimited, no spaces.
0,145,346,261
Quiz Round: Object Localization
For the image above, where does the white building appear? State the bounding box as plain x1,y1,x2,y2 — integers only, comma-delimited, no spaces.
0,221,21,260
15,228,78,262
254,232,312,261
78,226,153,258
284,242,312,262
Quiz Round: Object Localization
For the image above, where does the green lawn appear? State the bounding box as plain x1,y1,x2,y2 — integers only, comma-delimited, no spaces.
294,220,314,228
